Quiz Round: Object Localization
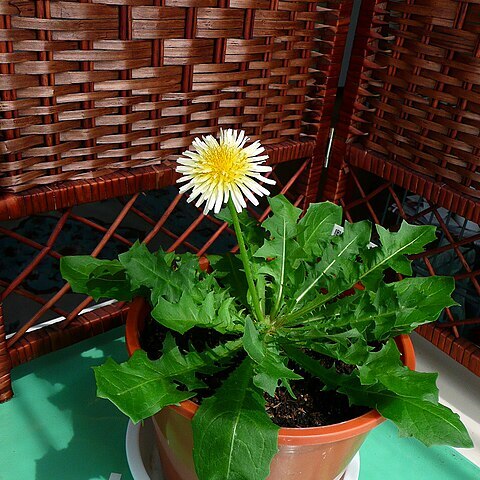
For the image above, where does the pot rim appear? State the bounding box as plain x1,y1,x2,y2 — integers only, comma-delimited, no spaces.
126,297,416,446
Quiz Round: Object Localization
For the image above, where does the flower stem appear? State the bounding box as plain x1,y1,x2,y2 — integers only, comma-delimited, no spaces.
228,199,265,324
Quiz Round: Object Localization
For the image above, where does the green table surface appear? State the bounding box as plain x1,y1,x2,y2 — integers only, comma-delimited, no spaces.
1,327,479,480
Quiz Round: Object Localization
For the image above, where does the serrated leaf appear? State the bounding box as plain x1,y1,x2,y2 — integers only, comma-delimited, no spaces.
149,252,202,304
255,196,306,318
308,330,370,365
210,253,249,305
152,285,244,335
292,220,371,307
340,377,472,448
283,345,340,390
118,241,172,291
94,337,242,423
391,276,457,334
285,344,458,448
243,317,265,363
216,208,264,255
286,221,438,324
262,195,302,238
192,358,279,480
358,340,439,403
360,222,437,289
378,397,473,448
60,256,135,301
332,369,473,448
243,318,301,395
293,276,456,343
298,201,342,256
94,351,195,423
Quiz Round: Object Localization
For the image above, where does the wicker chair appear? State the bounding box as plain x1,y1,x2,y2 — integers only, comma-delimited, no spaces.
0,0,353,401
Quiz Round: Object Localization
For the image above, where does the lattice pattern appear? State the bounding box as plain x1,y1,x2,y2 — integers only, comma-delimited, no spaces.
0,0,349,192
337,0,480,199
0,158,311,400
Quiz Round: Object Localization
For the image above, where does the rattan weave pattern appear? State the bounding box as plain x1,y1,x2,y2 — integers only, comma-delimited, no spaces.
1,0,347,193
336,0,480,201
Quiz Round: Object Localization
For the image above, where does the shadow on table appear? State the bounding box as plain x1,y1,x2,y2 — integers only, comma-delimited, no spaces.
4,328,133,480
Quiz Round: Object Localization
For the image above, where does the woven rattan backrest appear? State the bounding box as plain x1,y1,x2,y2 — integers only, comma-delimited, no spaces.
1,0,350,196
324,0,480,375
329,0,480,214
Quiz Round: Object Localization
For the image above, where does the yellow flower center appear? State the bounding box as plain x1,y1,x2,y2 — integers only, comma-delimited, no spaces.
200,144,248,184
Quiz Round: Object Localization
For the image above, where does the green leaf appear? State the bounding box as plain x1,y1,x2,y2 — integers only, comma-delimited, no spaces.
307,330,370,365
391,276,457,334
94,337,242,423
284,345,339,390
360,222,437,289
152,279,245,335
149,252,203,304
192,358,279,480
210,253,249,306
298,201,342,256
118,241,172,291
285,340,471,447
339,376,472,448
60,256,135,301
378,398,473,448
216,208,264,256
243,318,301,395
243,317,265,364
358,340,439,403
285,221,437,324
261,195,302,239
255,196,305,318
293,276,456,342
94,351,195,423
292,220,371,307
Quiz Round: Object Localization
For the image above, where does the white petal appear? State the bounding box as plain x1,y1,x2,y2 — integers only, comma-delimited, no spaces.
194,192,207,207
179,181,195,193
249,164,272,173
213,188,224,214
230,190,243,213
249,173,276,185
237,130,246,148
176,176,192,184
243,177,271,196
237,182,259,206
244,142,265,157
231,184,247,209
248,155,269,163
177,158,197,167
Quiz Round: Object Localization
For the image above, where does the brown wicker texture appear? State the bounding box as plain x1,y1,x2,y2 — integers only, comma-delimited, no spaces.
329,0,480,206
1,0,351,194
324,0,480,374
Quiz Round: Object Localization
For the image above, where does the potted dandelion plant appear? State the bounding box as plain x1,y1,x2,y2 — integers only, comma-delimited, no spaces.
61,130,472,480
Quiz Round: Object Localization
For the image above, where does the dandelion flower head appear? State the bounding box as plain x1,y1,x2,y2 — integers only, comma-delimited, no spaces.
176,129,275,214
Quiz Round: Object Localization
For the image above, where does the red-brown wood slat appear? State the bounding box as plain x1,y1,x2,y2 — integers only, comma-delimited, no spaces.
0,0,351,195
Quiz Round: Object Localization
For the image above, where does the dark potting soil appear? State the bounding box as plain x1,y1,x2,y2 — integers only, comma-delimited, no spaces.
140,317,369,428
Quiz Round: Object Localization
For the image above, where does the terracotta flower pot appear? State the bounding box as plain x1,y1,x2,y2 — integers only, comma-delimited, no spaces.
126,297,416,480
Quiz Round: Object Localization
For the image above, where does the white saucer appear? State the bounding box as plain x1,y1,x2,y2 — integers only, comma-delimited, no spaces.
126,419,360,480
